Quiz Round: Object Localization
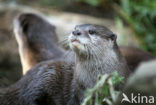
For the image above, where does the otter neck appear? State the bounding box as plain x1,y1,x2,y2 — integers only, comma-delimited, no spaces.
74,47,120,88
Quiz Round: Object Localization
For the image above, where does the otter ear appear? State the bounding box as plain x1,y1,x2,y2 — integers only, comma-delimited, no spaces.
110,33,117,41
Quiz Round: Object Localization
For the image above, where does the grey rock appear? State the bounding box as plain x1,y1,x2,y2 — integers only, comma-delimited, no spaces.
115,60,156,105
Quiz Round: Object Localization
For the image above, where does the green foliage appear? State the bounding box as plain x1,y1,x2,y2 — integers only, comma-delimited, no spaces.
38,0,67,6
82,72,124,105
76,0,101,6
117,0,156,54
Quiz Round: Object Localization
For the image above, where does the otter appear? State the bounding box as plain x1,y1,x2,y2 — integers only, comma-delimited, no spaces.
67,24,130,105
0,24,130,105
13,13,64,74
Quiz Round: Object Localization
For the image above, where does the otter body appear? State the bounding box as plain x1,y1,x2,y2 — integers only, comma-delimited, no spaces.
0,23,130,105
8,13,154,105
0,60,74,105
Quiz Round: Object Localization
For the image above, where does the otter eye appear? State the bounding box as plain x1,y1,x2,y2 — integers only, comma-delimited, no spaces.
89,30,96,35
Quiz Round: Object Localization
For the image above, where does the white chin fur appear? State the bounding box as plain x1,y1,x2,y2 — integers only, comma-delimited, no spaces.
72,41,81,46
68,33,90,51
70,42,85,51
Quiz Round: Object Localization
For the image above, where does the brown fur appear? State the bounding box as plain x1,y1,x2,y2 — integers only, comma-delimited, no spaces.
120,46,155,71
3,13,153,105
0,22,131,105
0,60,74,105
14,13,64,74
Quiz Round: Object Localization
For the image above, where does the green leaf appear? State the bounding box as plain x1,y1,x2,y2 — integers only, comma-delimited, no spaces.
83,0,101,6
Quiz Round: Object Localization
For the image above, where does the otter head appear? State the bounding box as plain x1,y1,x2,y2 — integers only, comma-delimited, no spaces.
68,24,117,59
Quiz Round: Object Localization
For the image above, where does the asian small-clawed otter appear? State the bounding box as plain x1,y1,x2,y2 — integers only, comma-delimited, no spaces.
14,13,64,74
0,23,130,105
67,24,130,105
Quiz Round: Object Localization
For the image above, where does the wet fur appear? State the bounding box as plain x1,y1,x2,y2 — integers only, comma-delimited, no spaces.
0,60,74,105
14,13,64,74
0,19,130,105
0,13,154,105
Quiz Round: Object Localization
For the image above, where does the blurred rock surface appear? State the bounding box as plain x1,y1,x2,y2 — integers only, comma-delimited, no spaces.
115,60,156,105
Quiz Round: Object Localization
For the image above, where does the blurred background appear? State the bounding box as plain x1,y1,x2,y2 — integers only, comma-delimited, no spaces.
0,0,156,87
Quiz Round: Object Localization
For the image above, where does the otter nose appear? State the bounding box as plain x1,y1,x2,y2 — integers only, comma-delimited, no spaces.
72,30,81,36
